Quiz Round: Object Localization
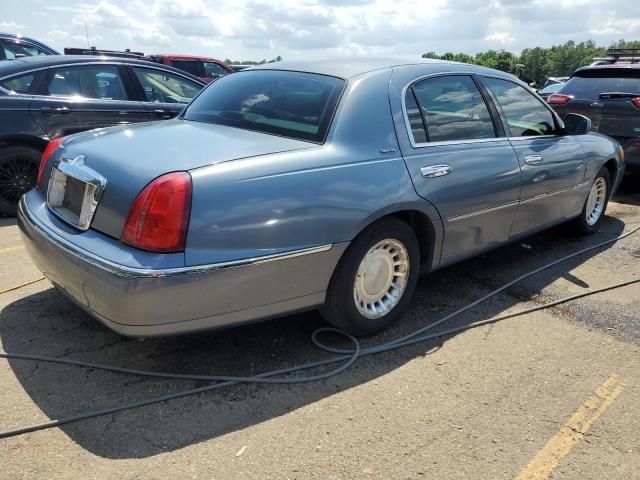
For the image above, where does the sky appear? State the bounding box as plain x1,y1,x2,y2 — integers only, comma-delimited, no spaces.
1,0,639,61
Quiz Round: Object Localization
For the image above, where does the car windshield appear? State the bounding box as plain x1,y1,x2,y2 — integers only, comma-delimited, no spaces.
560,73,640,99
183,70,345,143
539,83,563,94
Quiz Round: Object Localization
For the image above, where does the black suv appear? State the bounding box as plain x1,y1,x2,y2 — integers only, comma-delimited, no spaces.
0,55,205,215
547,50,640,174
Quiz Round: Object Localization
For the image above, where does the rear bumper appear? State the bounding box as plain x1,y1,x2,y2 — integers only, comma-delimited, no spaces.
17,193,346,337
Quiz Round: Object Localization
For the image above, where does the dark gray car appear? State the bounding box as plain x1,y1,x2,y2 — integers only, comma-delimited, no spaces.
0,55,205,215
19,58,625,337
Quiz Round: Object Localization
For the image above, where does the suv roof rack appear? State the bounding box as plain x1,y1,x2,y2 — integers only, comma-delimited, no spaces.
64,46,145,59
591,48,640,66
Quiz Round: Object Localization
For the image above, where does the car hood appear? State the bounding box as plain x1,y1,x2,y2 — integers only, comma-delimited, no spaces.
60,119,314,239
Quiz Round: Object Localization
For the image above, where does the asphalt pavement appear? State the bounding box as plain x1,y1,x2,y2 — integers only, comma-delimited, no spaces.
0,180,639,479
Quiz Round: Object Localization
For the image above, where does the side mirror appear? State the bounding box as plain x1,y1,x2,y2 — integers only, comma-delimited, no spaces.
563,113,591,135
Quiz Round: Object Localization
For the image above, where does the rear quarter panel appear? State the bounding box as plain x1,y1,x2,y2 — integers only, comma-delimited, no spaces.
577,132,623,184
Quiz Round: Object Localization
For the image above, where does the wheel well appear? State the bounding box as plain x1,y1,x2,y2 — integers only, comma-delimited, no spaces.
603,159,617,184
387,210,436,268
0,136,48,153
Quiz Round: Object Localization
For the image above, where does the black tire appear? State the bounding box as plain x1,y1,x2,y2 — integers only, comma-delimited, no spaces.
0,145,42,216
571,167,611,235
320,217,420,336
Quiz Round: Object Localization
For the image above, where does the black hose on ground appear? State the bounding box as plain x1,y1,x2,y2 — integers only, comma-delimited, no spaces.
0,225,638,440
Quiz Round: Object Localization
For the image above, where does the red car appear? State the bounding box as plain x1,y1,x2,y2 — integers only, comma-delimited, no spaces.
147,54,234,83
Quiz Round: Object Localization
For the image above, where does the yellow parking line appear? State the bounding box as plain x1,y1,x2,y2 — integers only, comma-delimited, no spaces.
0,277,46,295
514,374,624,480
0,245,23,254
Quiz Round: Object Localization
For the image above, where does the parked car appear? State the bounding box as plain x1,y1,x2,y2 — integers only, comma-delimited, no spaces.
1,33,58,60
537,82,564,100
19,58,624,337
547,63,640,173
64,48,234,83
146,55,234,83
0,55,205,215
542,76,569,88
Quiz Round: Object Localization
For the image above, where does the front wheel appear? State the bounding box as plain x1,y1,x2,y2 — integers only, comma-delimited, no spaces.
320,217,420,336
571,167,611,234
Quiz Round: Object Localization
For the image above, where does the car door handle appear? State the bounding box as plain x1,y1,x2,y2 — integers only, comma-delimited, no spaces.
524,154,544,165
40,106,72,116
420,164,452,178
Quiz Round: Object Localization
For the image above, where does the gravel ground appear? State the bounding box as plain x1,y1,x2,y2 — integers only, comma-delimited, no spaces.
0,180,639,479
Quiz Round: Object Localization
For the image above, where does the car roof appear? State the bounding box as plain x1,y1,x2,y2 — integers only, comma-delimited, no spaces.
575,63,640,75
0,55,206,84
152,54,226,62
248,56,515,79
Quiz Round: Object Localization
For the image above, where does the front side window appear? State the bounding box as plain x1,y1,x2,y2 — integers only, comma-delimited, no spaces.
0,73,36,94
484,77,555,137
203,62,229,77
407,75,495,143
45,65,128,100
183,70,345,143
133,67,203,104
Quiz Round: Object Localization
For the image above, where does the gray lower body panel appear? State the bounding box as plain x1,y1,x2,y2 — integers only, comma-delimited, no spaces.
17,196,347,337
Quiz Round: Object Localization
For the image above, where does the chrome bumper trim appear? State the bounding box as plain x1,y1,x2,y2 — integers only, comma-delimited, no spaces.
19,197,332,279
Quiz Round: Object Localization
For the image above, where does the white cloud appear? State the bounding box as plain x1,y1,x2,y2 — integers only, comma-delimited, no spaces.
3,0,639,60
485,32,516,46
0,21,26,31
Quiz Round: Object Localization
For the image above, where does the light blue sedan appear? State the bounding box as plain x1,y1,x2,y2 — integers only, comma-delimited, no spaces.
18,58,625,337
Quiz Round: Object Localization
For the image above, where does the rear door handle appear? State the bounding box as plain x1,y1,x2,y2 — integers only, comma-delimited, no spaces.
421,164,452,178
40,106,72,116
524,154,544,165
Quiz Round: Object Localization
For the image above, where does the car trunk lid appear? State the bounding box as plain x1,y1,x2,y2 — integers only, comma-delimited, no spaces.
56,119,314,239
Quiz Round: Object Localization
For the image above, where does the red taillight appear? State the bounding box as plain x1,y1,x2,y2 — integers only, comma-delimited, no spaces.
37,136,66,190
546,93,573,105
632,97,640,108
121,172,192,253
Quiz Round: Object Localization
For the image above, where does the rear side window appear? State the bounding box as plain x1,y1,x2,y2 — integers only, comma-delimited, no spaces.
184,70,345,143
484,77,555,137
0,73,36,94
407,75,495,143
203,62,229,77
560,74,640,99
133,67,203,104
170,59,201,77
45,65,128,100
2,40,50,59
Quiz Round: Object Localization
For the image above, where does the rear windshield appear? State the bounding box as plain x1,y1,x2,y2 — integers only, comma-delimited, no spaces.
183,70,345,143
560,71,640,99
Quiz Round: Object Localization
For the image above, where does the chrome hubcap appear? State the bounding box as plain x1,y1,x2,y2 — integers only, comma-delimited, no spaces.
585,177,607,226
354,239,409,319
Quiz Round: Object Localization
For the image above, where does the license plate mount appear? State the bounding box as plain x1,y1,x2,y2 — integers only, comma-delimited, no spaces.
46,156,106,231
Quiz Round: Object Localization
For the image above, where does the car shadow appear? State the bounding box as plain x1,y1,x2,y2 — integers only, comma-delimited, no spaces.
0,217,627,458
613,175,640,206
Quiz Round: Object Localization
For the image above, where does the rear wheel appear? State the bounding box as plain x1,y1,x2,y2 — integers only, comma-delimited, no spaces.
571,167,611,234
320,217,420,336
0,146,41,216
